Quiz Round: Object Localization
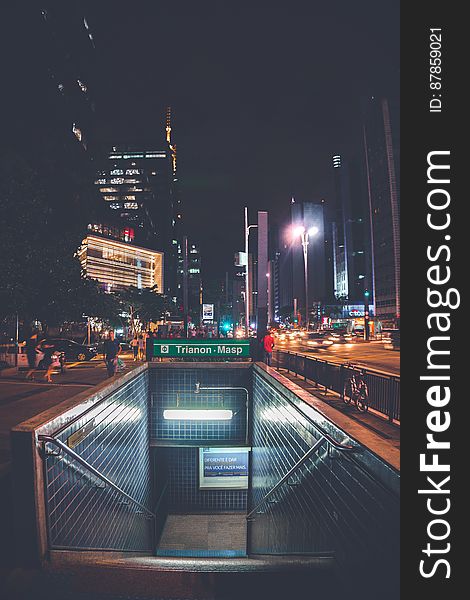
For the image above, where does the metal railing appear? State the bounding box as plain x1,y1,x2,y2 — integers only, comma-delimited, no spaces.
273,350,400,422
39,434,155,552
246,433,354,521
39,436,156,519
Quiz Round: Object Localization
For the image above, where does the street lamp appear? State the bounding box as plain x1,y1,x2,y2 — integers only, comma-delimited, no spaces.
293,225,318,331
244,207,258,337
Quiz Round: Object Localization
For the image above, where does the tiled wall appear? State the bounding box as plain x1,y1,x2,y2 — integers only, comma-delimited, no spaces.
249,368,399,579
44,372,153,551
155,447,247,513
149,367,250,444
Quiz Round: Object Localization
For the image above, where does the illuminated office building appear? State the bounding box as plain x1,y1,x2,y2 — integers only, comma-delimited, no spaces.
331,154,371,305
362,96,400,327
79,235,163,293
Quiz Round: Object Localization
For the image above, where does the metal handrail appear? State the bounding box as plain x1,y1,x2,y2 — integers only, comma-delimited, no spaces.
256,366,357,451
39,435,155,520
246,433,354,521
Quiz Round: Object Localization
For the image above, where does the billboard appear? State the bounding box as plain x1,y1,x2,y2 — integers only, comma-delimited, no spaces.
202,303,214,320
199,447,250,490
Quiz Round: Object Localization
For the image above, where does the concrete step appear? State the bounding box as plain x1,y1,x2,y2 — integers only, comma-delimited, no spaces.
1,551,341,600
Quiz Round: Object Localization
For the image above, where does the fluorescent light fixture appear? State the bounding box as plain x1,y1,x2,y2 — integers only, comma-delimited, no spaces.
163,409,233,421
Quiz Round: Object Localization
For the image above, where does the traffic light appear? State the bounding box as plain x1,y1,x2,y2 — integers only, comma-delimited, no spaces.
364,289,370,298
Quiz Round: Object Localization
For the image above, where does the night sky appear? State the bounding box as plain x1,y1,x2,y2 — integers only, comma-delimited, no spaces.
86,2,399,279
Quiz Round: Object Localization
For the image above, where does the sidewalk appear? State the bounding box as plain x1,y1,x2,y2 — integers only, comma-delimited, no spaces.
272,367,400,470
0,354,140,470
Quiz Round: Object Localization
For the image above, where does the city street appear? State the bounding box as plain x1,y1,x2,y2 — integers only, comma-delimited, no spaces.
275,339,399,375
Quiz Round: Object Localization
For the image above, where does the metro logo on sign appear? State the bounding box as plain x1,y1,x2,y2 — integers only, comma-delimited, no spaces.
160,345,169,354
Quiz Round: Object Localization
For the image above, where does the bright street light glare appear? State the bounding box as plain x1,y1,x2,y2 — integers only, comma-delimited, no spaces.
293,225,305,238
308,226,319,236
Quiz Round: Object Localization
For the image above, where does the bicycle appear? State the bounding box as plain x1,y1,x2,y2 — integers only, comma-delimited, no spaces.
343,364,369,412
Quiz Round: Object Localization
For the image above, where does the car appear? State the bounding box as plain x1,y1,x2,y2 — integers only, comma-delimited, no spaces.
44,338,98,361
305,332,334,347
326,330,353,343
382,329,400,350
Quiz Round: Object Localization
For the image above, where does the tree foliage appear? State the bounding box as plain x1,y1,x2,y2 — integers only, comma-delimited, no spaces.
0,151,101,327
117,286,171,331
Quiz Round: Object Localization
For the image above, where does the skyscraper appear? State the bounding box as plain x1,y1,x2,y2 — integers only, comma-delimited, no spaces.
363,96,400,327
331,154,371,305
5,6,98,210
177,239,203,325
93,143,179,297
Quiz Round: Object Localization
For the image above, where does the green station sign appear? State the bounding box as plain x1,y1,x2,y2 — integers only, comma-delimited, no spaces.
153,339,250,358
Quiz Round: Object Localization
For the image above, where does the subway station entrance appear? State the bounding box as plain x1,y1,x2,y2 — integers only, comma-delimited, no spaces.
8,355,399,600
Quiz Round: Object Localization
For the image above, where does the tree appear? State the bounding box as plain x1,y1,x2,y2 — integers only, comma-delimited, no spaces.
117,286,171,332
0,151,100,329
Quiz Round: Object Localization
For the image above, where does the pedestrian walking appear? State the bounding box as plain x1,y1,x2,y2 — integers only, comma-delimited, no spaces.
137,334,145,361
103,331,121,377
145,331,154,362
263,330,275,366
24,332,40,380
130,335,139,361
38,339,56,383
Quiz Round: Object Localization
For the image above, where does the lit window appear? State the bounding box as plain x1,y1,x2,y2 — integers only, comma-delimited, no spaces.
109,203,121,209
95,179,107,185
99,187,119,193
77,79,87,93
126,169,140,175
123,195,136,201
111,169,124,175
104,195,118,201
110,178,124,185
124,202,138,209
72,123,82,142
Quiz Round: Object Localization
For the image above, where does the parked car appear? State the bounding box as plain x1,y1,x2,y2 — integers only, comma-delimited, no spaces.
44,338,98,361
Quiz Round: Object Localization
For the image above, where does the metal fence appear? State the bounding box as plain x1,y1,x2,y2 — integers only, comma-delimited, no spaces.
273,350,400,422
41,373,154,552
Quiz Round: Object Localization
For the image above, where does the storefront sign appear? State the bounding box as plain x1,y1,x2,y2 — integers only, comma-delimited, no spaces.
153,339,250,358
